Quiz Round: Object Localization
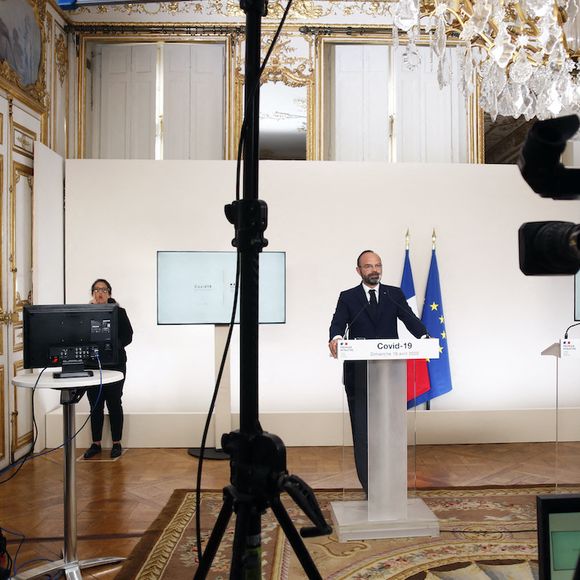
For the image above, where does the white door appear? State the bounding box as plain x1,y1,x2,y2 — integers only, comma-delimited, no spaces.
94,44,157,159
3,99,41,466
326,44,390,161
0,95,8,470
163,43,226,160
324,43,469,162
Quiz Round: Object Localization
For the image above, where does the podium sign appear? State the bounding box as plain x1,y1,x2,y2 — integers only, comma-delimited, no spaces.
561,339,580,358
338,338,440,361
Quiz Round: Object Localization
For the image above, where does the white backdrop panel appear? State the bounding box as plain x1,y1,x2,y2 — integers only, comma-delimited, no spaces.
64,160,580,415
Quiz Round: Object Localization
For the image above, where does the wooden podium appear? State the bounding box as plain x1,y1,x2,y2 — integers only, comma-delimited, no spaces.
331,338,441,541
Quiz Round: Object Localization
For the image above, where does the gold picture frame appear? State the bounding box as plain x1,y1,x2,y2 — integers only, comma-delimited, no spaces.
0,0,47,109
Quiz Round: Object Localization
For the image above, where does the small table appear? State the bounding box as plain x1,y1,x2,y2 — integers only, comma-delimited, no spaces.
12,369,124,580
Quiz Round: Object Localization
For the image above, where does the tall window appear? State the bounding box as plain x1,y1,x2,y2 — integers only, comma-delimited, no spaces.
85,42,226,160
324,43,469,163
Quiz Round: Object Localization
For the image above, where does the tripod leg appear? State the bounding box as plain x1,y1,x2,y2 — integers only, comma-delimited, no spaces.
229,502,256,580
270,497,322,580
194,492,234,580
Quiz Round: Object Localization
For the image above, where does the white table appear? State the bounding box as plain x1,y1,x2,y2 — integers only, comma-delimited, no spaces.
12,369,124,580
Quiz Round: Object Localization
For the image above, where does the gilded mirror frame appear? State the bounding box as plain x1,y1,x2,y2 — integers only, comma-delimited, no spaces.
231,25,315,160
0,0,47,112
76,28,239,159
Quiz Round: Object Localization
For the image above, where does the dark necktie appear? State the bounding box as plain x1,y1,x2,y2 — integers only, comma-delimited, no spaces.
369,289,378,318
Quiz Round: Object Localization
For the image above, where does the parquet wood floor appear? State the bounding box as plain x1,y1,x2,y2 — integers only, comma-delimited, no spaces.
2,442,579,578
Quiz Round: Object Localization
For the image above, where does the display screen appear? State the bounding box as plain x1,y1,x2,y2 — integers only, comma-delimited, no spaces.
537,494,580,580
549,514,580,578
23,304,119,370
157,251,286,324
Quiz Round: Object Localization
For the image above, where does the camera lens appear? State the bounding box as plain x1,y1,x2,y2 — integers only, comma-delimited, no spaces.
519,221,580,275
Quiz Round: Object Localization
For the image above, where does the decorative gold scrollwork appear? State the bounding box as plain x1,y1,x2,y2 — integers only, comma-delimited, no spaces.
0,311,18,325
55,34,68,87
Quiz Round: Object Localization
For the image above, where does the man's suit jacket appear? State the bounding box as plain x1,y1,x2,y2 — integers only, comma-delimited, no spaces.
330,283,427,390
329,283,427,341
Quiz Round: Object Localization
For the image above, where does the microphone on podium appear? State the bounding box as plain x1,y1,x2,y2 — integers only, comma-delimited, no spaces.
344,299,371,340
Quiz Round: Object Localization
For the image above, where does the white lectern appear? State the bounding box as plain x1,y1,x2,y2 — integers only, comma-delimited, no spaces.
331,338,441,541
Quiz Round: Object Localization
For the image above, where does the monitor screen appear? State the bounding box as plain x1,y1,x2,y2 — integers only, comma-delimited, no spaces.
157,251,286,324
537,494,580,580
23,304,119,377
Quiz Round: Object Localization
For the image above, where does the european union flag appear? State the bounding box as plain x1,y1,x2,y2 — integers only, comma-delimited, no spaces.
414,248,452,405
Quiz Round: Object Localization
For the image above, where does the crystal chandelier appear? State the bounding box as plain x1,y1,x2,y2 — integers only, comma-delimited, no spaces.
392,0,580,119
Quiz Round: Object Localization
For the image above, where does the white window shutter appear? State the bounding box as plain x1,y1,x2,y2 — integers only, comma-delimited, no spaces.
164,43,225,160
95,44,156,159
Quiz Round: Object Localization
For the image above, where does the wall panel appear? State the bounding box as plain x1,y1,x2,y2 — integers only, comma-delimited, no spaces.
64,160,580,423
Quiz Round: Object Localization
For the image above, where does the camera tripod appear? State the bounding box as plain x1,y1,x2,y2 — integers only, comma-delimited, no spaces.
194,431,331,578
193,0,331,578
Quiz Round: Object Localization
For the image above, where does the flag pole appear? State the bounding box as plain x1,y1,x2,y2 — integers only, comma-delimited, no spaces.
426,228,436,410
405,228,410,251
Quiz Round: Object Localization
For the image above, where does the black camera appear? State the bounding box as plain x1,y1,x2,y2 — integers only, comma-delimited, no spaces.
518,114,580,275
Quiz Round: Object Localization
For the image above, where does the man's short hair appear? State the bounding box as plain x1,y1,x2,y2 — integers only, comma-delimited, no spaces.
357,250,376,268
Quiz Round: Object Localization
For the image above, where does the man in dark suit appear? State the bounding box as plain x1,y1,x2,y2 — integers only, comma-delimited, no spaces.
329,250,427,493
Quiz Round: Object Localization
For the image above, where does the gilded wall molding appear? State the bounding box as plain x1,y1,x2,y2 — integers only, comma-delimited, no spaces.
69,22,246,36
10,163,34,313
12,123,37,160
11,359,32,456
55,33,68,86
12,321,23,352
67,0,396,21
0,156,3,357
258,34,313,87
0,366,5,460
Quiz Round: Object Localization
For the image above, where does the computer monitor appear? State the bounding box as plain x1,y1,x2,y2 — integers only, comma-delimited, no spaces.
23,304,119,378
537,494,580,580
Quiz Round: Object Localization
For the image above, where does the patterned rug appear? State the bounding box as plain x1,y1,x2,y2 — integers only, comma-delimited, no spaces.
117,486,578,579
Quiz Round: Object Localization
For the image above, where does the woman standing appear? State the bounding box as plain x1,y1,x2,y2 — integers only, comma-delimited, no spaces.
83,278,133,459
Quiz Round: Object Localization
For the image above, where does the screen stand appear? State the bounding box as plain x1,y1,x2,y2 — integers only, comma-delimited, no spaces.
188,325,231,460
54,361,94,379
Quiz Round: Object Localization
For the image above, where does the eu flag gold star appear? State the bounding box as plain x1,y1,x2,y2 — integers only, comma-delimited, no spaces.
439,345,444,353
430,302,439,311
441,331,446,339
439,315,445,323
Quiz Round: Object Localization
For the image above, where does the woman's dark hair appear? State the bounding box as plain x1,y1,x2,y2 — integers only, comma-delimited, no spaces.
91,278,112,294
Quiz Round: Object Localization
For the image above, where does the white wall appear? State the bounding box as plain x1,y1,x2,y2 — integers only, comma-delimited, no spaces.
33,143,65,449
61,160,580,443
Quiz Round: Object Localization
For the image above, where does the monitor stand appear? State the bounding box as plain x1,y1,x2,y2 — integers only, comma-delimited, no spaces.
54,361,94,379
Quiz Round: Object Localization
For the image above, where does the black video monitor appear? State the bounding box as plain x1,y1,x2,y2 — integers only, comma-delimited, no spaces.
23,304,119,378
537,494,580,580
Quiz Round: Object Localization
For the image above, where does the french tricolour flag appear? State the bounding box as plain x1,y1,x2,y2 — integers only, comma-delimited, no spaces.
399,249,431,406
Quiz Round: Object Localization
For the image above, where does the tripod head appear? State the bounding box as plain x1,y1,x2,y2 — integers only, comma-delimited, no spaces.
225,199,269,252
